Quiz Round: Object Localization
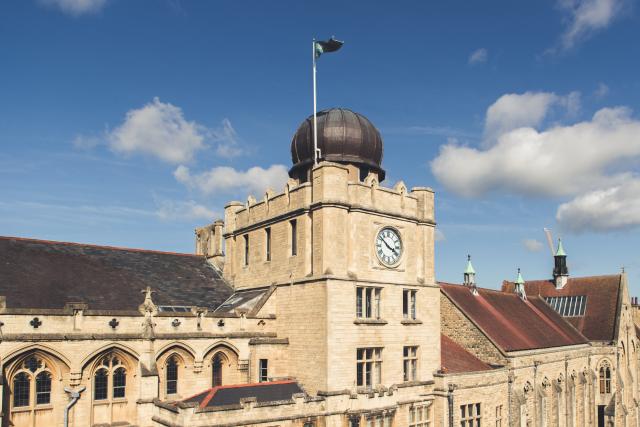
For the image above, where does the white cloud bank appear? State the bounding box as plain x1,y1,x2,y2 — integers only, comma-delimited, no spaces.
468,48,488,65
556,0,625,51
40,0,107,16
174,164,289,197
431,91,640,232
557,178,640,232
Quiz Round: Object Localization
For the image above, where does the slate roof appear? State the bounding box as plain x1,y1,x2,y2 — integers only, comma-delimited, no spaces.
0,236,233,311
440,334,492,374
501,275,622,342
441,282,588,352
183,381,304,409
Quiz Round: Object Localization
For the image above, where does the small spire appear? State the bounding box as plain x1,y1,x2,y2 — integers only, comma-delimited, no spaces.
555,239,566,257
464,255,476,275
514,268,527,300
515,267,525,285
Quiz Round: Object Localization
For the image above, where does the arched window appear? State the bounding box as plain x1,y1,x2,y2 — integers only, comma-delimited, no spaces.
35,371,51,405
113,367,126,399
92,354,128,401
166,356,178,395
94,369,108,400
13,372,30,407
212,353,224,387
10,355,54,409
599,363,611,394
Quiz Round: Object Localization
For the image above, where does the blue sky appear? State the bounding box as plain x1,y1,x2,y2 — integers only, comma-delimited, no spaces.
1,0,640,292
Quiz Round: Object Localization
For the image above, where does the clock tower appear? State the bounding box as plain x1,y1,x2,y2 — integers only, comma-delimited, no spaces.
220,108,439,395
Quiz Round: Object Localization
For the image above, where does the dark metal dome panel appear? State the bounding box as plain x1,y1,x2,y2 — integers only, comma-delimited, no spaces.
290,108,385,180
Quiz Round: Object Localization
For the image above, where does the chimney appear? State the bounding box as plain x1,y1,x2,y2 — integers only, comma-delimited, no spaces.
514,268,527,301
195,220,225,270
553,239,569,289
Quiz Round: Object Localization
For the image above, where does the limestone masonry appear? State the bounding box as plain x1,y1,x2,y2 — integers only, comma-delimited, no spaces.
0,108,636,427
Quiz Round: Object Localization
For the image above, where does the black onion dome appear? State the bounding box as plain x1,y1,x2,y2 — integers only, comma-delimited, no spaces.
290,108,385,180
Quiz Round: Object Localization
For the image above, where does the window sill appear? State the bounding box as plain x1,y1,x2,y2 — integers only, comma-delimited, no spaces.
10,406,33,413
401,319,423,325
34,405,54,411
354,318,388,325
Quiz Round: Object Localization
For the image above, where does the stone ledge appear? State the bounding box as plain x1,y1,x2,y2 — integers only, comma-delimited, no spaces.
353,318,388,325
401,319,423,325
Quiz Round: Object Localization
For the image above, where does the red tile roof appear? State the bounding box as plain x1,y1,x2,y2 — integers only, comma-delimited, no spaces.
440,334,492,374
501,275,621,342
441,283,588,352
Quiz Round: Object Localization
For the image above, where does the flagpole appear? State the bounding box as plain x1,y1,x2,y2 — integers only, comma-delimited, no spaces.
312,38,319,165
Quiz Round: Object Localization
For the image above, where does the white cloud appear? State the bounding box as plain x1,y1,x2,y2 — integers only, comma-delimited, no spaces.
557,0,624,51
468,48,488,65
523,238,544,252
155,199,218,221
556,177,640,232
432,99,640,198
483,91,580,144
594,82,610,98
108,98,205,164
40,0,107,16
174,164,289,197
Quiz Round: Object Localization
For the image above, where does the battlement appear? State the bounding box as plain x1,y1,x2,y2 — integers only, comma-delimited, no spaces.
224,162,434,236
213,162,436,290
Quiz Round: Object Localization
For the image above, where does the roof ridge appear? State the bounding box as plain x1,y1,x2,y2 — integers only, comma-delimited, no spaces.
439,281,515,296
0,235,201,258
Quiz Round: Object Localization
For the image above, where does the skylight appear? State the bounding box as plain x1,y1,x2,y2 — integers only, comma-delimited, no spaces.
544,296,587,317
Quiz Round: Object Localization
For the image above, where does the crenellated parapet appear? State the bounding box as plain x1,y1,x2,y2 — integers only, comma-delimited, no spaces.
218,162,436,290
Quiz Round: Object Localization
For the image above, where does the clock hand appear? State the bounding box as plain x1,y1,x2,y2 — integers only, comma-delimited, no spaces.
382,238,398,255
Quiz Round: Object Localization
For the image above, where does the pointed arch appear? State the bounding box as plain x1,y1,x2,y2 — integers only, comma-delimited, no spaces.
155,341,196,362
79,342,140,371
2,343,72,371
201,340,240,361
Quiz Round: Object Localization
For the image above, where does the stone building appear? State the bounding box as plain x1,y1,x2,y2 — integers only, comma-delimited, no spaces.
0,108,637,427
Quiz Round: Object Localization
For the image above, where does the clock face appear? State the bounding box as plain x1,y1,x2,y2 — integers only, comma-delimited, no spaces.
375,227,403,266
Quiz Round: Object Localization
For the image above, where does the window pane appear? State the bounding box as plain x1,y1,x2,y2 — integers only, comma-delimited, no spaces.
290,220,297,256
94,369,108,400
403,290,409,318
113,367,126,399
13,372,30,407
36,371,51,405
357,288,363,318
166,357,178,395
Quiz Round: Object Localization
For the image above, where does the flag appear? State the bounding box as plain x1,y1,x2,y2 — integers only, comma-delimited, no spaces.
314,37,344,58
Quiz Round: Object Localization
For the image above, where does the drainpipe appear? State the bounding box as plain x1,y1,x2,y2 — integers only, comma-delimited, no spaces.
63,386,86,427
447,384,456,427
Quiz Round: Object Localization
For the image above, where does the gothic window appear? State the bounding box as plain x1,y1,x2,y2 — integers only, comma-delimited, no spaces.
13,372,30,407
94,369,108,400
113,367,126,399
166,356,178,395
599,362,611,394
92,354,127,401
11,356,53,409
212,353,224,387
35,372,51,405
